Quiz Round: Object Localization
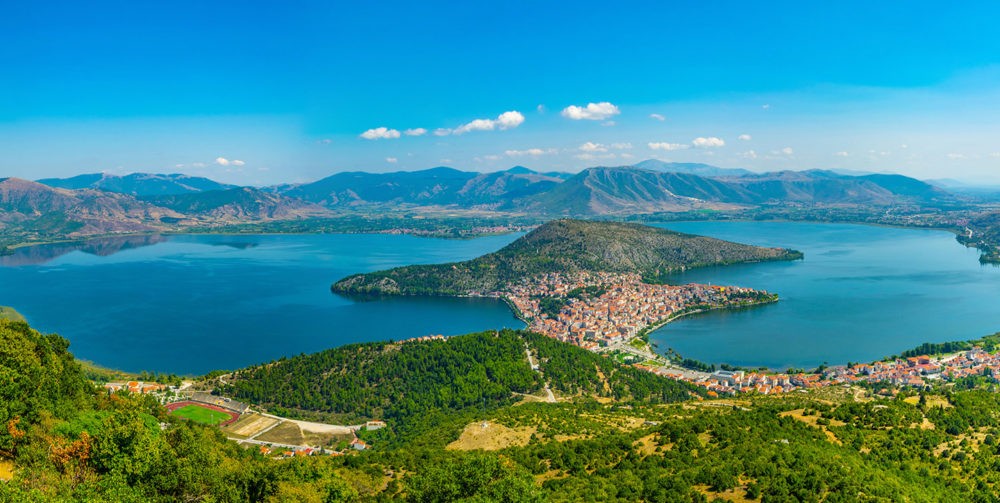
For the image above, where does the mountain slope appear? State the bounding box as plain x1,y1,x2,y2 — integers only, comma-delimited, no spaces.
332,219,801,296
143,187,332,221
523,167,954,215
523,167,752,214
0,177,182,237
633,159,754,177
37,172,235,196
281,167,478,206
456,167,565,206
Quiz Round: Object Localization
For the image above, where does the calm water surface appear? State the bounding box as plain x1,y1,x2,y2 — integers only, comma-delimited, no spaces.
652,222,1000,369
3,223,997,374
0,233,523,374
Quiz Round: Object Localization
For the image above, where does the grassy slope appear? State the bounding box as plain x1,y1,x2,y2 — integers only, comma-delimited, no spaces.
0,306,25,322
331,219,801,296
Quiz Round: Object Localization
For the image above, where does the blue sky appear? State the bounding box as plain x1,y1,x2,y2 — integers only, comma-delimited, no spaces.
3,1,1000,184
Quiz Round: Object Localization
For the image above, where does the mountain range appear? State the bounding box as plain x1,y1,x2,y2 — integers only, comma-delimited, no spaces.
0,161,958,244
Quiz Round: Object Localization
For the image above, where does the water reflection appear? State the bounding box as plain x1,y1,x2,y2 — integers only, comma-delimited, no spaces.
0,234,169,267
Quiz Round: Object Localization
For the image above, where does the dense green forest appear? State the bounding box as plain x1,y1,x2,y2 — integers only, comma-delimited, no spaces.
0,319,359,501
332,219,801,296
13,317,1000,501
217,329,700,428
217,331,541,426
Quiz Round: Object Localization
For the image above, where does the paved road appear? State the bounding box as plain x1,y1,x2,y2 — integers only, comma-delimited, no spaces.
523,340,556,403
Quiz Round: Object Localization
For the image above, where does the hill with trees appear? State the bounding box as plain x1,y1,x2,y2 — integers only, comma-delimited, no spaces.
332,219,801,296
216,329,700,427
10,316,1000,500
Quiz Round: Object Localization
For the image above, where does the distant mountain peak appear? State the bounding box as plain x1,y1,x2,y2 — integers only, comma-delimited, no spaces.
631,159,753,177
36,172,235,196
506,166,535,175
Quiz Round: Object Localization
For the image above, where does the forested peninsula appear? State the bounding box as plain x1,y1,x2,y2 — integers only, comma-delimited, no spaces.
331,219,801,296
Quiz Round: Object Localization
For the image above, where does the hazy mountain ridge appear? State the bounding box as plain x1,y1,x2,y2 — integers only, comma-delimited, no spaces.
332,219,801,296
0,178,183,237
0,179,326,244
142,187,332,221
2,163,960,246
523,167,954,215
278,166,562,208
632,159,754,177
37,172,236,196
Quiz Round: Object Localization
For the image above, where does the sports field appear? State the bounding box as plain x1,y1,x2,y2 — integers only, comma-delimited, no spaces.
168,403,234,425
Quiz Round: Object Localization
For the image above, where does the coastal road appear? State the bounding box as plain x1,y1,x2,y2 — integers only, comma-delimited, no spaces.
604,340,711,381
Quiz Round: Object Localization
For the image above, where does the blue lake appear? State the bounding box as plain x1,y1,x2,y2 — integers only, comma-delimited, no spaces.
0,233,524,374
652,222,1000,369
1,222,998,374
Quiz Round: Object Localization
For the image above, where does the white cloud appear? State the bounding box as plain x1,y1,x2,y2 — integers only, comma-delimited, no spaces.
579,142,608,152
386,157,398,163
739,150,758,159
433,128,451,136
780,147,794,155
192,162,206,168
649,113,666,121
561,102,621,121
360,127,401,140
648,142,689,151
738,134,752,141
403,128,427,136
610,142,632,150
835,151,849,157
620,153,635,159
536,104,546,113
496,111,525,129
762,104,771,110
231,160,245,166
505,148,556,157
317,138,332,144
174,164,185,168
948,153,966,159
692,137,725,148
990,152,1000,158
455,118,496,134
215,157,231,166
452,111,525,134
484,154,502,161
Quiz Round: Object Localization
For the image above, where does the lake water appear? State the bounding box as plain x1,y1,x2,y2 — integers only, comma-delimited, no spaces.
0,233,524,374
2,223,997,374
651,222,1000,369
